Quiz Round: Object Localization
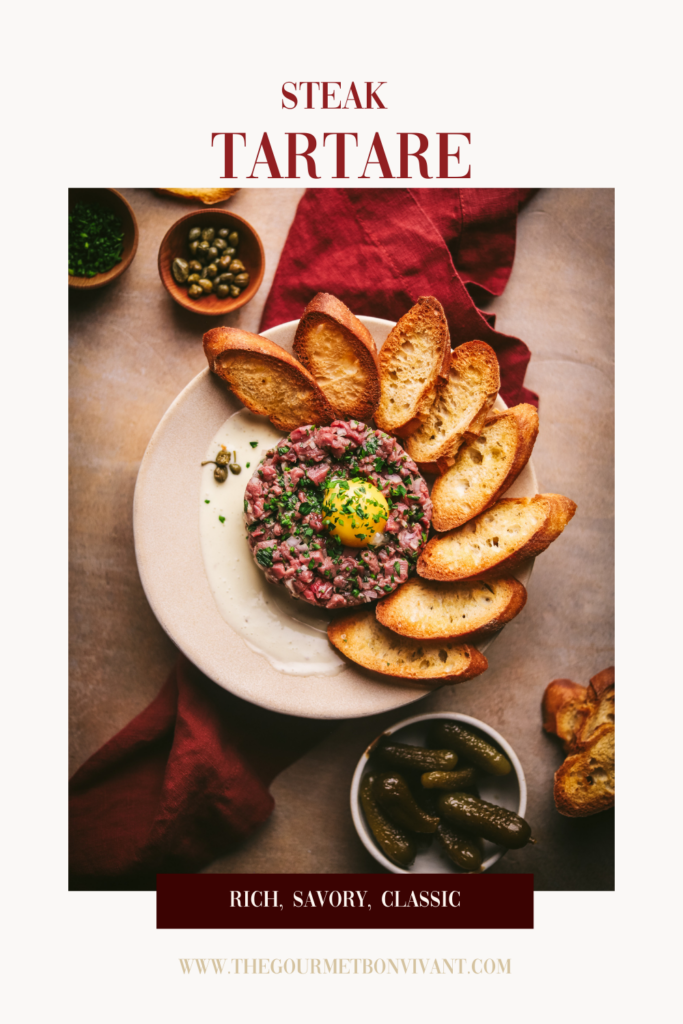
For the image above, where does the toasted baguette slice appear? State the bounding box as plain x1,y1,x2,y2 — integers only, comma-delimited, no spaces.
553,727,615,817
406,341,500,464
574,668,615,748
293,293,380,421
418,494,577,581
374,296,450,437
376,576,526,641
542,679,589,751
542,666,615,817
203,327,334,431
431,404,539,530
328,609,487,683
155,187,239,204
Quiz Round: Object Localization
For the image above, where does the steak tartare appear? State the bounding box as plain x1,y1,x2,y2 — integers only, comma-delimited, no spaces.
244,420,433,609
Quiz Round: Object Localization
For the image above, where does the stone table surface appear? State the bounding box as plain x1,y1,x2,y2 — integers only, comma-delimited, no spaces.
69,187,614,889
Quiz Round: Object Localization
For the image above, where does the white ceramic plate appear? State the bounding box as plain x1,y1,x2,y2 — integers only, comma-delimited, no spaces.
350,712,527,873
133,317,538,720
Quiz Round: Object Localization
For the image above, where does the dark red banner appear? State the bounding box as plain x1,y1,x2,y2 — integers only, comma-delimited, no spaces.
157,873,533,929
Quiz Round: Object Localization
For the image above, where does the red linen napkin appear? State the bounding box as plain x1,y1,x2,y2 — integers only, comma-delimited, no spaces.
260,188,538,408
69,655,335,889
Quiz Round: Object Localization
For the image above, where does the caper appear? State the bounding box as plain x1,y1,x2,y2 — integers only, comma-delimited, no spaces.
204,263,218,279
224,247,236,258
218,255,232,272
229,285,241,298
189,240,199,257
229,463,241,475
214,237,227,252
189,260,203,273
214,450,230,465
216,272,234,284
233,272,250,288
216,284,230,298
171,257,189,284
187,273,201,285
217,227,230,239
198,278,213,293
228,259,245,274
228,230,239,247
188,227,202,242
214,465,228,482
201,227,215,243
188,284,203,298
197,240,210,257
207,246,218,261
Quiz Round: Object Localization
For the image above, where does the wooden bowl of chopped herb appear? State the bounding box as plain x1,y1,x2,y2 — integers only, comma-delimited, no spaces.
68,188,139,290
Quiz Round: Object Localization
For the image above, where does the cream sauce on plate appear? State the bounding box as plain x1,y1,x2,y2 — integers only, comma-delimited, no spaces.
199,408,345,676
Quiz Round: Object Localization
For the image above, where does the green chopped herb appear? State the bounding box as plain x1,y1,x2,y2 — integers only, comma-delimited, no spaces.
246,462,250,468
249,441,259,448
256,546,274,568
68,202,125,278
205,499,210,504
218,515,225,523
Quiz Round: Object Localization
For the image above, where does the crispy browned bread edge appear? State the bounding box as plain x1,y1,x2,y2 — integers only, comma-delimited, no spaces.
327,609,488,683
293,292,380,419
203,326,335,430
375,576,527,641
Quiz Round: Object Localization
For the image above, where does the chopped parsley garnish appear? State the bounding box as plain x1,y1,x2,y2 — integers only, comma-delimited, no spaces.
249,441,259,448
68,202,125,277
256,546,274,568
205,499,210,504
246,462,250,468
218,515,225,523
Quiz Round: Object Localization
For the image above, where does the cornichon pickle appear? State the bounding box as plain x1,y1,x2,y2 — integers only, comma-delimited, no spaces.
421,767,478,790
432,722,512,776
360,773,416,868
437,792,532,849
377,742,458,773
372,772,439,833
436,821,483,872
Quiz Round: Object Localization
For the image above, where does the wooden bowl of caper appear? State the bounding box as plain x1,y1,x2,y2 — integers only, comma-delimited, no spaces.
158,209,265,316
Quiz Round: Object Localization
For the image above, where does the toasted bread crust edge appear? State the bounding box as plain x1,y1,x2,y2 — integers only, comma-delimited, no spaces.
375,577,527,641
417,494,577,581
203,326,335,430
293,293,381,420
327,610,488,683
543,668,615,817
431,403,540,531
406,339,501,464
375,296,451,436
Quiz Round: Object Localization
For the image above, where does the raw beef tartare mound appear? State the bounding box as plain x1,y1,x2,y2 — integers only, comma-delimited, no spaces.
244,421,433,609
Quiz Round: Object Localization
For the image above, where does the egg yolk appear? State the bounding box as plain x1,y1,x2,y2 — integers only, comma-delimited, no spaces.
322,478,389,548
